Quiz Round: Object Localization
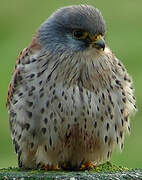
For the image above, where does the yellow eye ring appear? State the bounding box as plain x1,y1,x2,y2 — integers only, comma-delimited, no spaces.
72,30,88,40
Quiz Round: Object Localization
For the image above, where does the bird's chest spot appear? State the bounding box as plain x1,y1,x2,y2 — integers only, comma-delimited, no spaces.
57,85,103,119
61,85,119,124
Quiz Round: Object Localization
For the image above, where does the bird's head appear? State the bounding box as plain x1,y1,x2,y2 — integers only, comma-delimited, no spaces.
38,5,106,55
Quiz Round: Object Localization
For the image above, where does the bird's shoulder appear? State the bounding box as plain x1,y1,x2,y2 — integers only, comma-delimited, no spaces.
6,35,42,108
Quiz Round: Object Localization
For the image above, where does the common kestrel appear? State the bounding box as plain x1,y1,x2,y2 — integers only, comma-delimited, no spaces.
6,5,136,170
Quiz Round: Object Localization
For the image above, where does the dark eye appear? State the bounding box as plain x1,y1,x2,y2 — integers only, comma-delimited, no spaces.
73,30,88,39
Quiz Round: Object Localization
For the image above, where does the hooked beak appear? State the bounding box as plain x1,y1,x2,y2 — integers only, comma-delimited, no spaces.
90,35,105,51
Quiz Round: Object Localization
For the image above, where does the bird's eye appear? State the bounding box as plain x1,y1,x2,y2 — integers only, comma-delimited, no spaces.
72,30,88,40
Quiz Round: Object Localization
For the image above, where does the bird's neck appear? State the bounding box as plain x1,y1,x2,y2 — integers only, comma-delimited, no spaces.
50,47,115,91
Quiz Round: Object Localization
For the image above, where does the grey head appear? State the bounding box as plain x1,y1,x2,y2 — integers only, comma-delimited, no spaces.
38,5,106,54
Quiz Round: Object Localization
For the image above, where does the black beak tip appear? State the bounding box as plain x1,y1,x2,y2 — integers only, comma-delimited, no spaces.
102,45,105,51
94,40,105,51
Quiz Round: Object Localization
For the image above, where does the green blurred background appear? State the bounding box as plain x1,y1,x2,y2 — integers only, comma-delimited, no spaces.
0,0,142,169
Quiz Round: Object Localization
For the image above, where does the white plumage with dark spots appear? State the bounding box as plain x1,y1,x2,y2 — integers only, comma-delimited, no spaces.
6,5,136,170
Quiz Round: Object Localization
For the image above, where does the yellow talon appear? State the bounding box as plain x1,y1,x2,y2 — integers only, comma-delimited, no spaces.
80,161,96,170
38,162,60,171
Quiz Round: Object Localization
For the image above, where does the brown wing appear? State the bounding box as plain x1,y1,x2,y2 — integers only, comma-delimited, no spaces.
6,36,41,108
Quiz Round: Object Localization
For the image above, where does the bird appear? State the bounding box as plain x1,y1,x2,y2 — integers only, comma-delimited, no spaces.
6,5,136,170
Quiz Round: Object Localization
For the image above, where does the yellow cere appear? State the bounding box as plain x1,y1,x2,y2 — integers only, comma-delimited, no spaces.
89,34,103,42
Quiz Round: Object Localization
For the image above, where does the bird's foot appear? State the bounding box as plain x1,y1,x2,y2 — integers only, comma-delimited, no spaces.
60,163,68,170
80,161,97,170
38,162,60,171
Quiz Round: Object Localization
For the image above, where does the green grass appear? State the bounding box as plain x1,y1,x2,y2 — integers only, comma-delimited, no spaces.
0,162,129,173
0,0,142,169
2,162,142,180
1,166,142,180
